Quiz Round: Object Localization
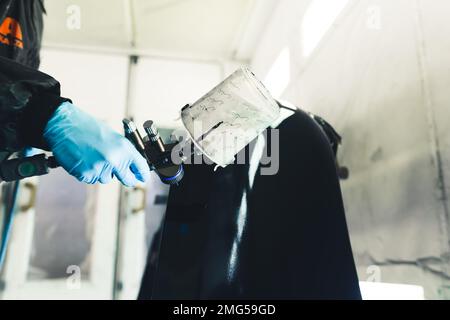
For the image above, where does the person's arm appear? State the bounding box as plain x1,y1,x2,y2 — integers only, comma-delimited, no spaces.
0,56,151,186
0,55,68,151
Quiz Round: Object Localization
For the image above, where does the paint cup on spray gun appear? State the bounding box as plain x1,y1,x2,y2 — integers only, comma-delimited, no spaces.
180,67,280,168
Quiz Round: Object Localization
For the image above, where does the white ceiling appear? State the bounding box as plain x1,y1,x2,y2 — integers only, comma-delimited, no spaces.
42,0,278,61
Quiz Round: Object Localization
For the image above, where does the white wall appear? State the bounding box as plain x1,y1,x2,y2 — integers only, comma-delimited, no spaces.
129,57,224,129
40,49,232,130
251,0,450,299
40,49,129,131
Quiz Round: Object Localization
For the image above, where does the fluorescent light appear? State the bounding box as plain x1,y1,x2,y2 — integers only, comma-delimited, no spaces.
301,0,349,57
359,281,425,300
263,47,291,98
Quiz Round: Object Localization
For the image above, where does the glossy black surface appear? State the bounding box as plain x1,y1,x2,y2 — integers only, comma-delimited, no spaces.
139,109,361,299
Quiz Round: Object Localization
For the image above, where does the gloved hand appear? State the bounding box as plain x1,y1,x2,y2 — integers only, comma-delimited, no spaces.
43,102,151,186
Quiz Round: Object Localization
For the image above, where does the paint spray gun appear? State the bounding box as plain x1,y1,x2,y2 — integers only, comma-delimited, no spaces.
114,68,281,186
122,67,280,184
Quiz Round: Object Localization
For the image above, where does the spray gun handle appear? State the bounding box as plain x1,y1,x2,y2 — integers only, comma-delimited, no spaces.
0,154,59,182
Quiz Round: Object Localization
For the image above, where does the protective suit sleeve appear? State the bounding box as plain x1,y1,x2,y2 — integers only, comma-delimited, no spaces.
0,55,70,152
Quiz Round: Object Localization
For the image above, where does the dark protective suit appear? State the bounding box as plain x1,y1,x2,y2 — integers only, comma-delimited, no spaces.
0,0,67,153
139,108,362,299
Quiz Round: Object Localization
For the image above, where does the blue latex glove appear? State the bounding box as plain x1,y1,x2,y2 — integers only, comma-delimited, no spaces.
43,102,151,186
